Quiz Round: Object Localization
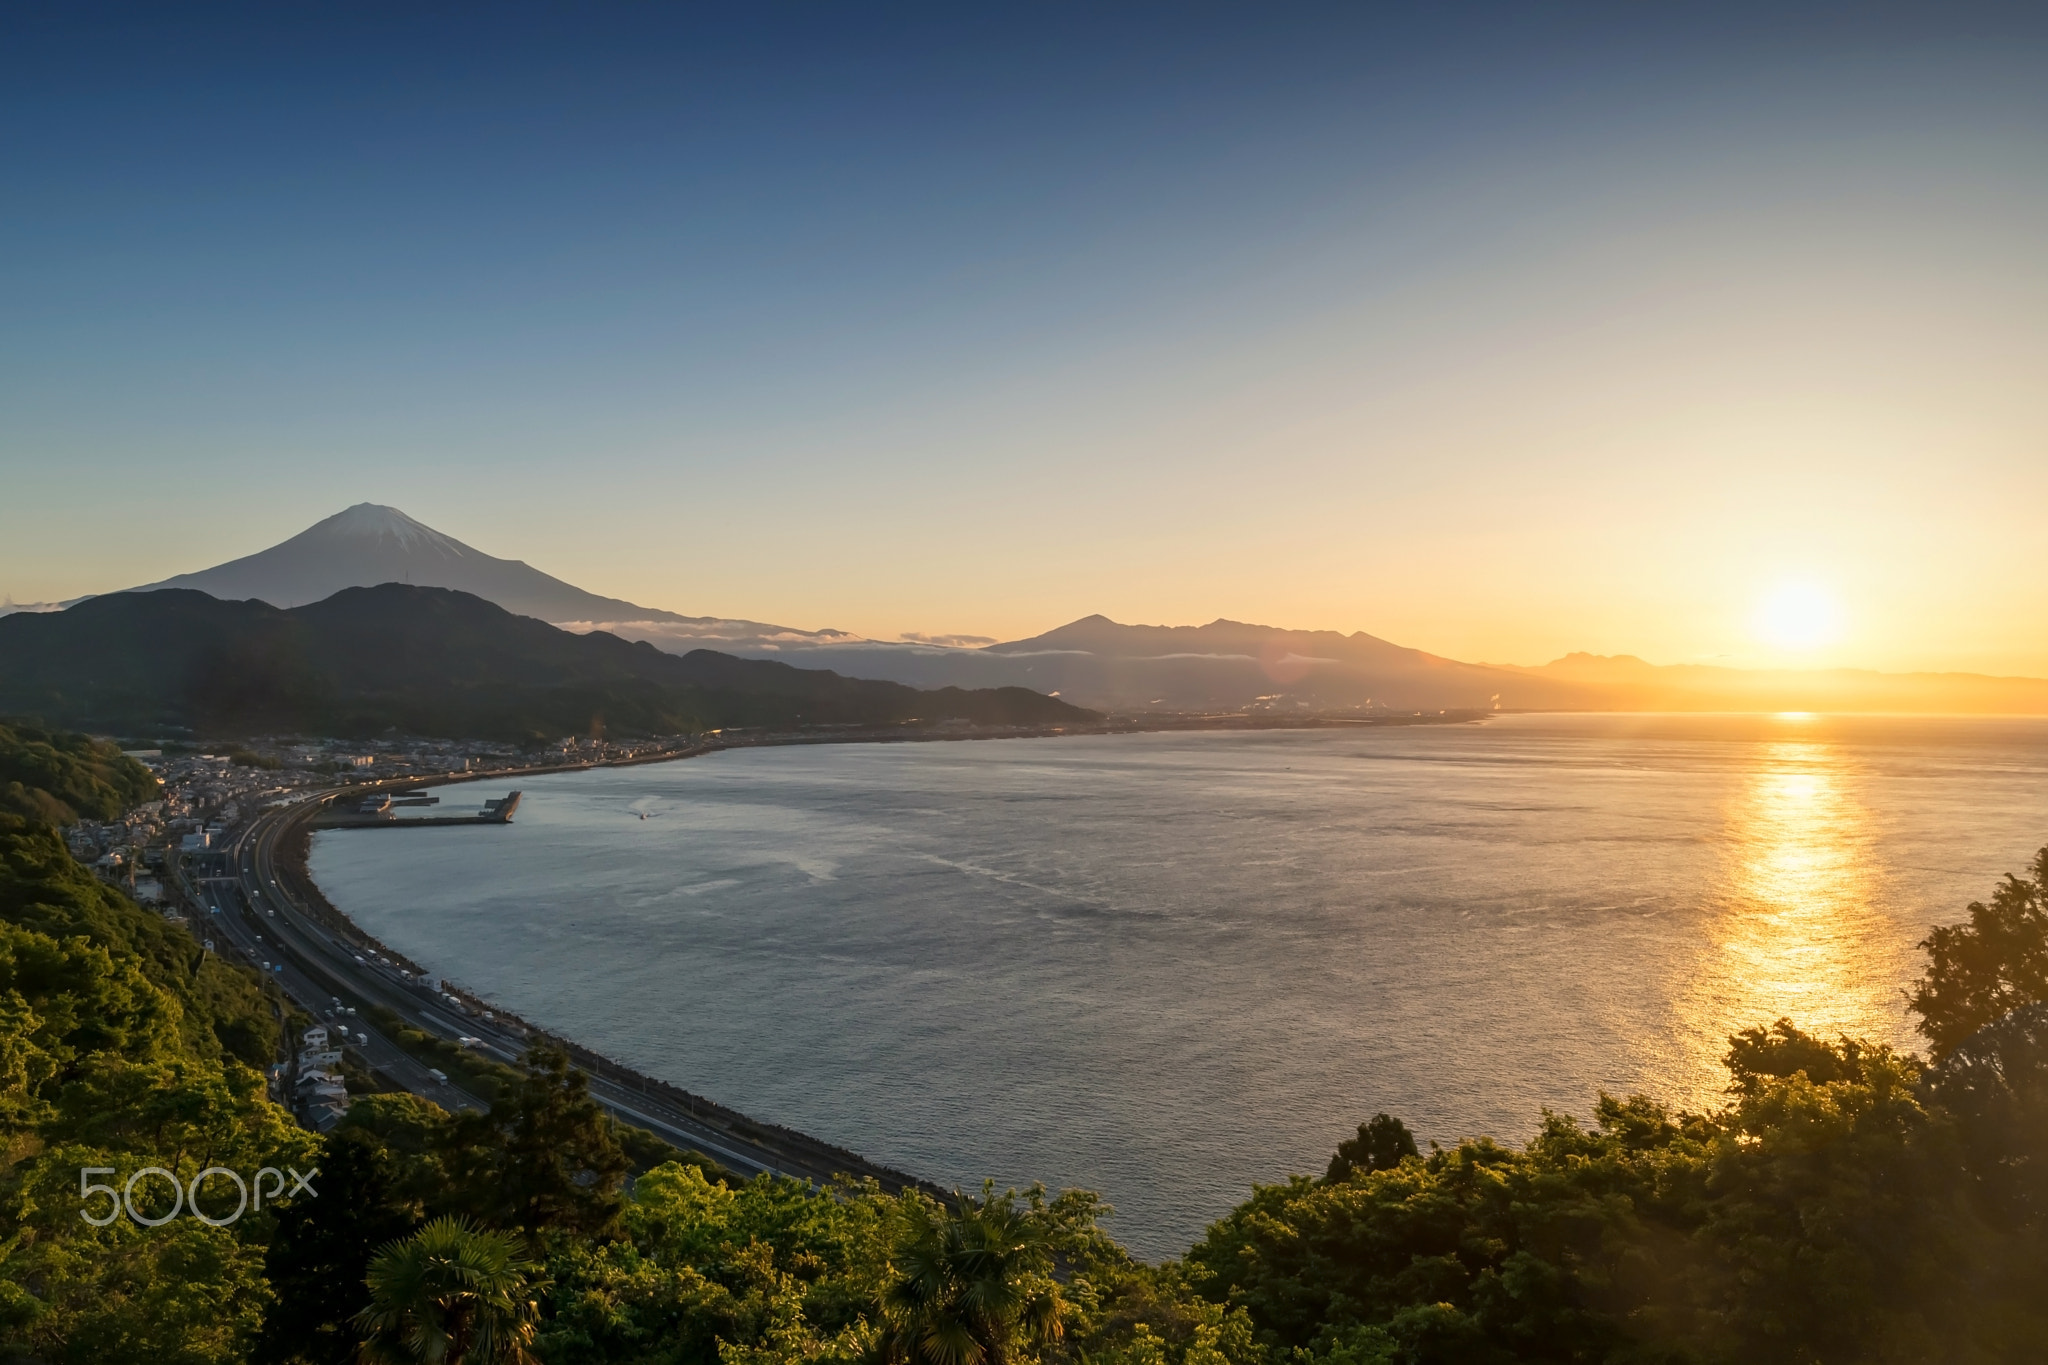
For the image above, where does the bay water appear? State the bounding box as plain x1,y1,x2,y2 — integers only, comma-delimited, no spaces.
307,714,2048,1257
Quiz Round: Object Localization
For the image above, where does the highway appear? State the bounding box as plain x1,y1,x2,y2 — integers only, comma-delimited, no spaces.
191,867,489,1114
223,789,934,1191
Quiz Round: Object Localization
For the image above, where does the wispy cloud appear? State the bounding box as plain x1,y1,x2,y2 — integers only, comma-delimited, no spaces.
899,631,998,647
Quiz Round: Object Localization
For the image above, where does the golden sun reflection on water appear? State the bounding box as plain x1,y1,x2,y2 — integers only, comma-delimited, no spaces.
1669,740,1910,1108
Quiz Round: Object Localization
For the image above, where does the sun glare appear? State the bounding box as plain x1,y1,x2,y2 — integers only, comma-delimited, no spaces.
1755,582,1844,652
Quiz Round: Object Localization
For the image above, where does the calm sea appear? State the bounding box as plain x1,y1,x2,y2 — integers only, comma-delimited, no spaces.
308,714,2048,1258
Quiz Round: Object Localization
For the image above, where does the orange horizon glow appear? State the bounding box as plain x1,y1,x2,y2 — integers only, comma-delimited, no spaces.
6,24,2046,681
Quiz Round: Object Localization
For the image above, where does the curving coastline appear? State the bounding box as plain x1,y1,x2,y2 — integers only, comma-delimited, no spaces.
263,712,1493,1194
249,743,950,1192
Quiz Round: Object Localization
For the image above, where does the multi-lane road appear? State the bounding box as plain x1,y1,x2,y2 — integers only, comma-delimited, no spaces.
190,859,487,1114
208,788,933,1192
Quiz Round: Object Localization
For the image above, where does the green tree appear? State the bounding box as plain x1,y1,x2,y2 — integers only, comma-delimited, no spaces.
442,1043,631,1240
1911,845,2048,1058
1682,1024,1992,1363
0,1188,278,1365
0,720,159,823
0,721,305,1363
256,1130,426,1364
354,1216,545,1365
1323,1114,1418,1183
875,1186,1066,1365
1922,1000,2048,1230
537,1163,896,1365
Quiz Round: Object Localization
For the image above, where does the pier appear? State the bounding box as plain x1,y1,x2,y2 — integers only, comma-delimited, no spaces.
313,789,521,830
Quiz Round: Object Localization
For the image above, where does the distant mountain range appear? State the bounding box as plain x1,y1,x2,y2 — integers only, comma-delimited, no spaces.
0,585,1092,741
736,616,1588,712
729,620,2048,714
8,504,2045,715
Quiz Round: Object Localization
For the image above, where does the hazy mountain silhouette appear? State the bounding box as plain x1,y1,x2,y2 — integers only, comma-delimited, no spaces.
0,585,1093,740
660,613,1587,712
974,615,1576,710
23,505,2046,715
686,617,2048,714
70,505,1570,709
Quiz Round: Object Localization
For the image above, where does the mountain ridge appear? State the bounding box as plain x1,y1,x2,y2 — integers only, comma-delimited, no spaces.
0,585,1093,741
14,505,2048,714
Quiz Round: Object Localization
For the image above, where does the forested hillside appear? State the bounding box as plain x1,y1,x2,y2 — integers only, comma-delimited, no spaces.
0,724,305,1355
0,720,161,826
4,720,2047,1362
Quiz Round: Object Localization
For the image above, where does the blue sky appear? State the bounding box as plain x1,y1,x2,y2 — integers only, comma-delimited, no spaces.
5,3,2047,671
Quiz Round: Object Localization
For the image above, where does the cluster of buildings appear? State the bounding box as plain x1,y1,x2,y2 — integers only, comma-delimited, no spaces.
548,734,658,760
318,733,685,772
63,739,531,898
292,1024,353,1131
66,749,325,902
283,736,524,779
63,798,172,904
51,729,708,1138
65,734,697,922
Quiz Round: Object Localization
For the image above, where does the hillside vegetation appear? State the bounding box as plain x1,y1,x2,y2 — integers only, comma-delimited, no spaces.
3,723,2047,1362
0,724,306,1355
0,586,1096,742
0,720,161,827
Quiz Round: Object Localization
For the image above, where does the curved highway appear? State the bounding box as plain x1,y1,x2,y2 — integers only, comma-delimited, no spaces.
227,787,934,1192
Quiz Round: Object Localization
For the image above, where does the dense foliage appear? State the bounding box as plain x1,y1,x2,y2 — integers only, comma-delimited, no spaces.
0,720,160,827
1909,846,2048,1058
355,1216,544,1365
0,587,1095,742
0,726,311,1361
4,721,2047,1362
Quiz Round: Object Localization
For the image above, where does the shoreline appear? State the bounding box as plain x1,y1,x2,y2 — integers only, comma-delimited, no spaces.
350,706,1497,786
275,713,1494,1184
265,782,950,1192
269,711,2024,1237
289,706,1492,936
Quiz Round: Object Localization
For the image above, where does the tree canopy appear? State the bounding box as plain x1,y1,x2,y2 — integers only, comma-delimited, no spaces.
1911,846,2048,1058
0,726,309,1363
0,719,158,826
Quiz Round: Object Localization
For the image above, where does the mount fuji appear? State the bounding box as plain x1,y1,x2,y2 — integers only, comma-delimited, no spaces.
121,503,856,651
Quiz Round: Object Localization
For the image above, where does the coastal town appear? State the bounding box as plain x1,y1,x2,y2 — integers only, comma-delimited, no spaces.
56,724,956,1174
63,734,664,893
59,732,698,1130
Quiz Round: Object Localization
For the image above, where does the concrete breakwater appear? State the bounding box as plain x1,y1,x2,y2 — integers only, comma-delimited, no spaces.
313,789,522,830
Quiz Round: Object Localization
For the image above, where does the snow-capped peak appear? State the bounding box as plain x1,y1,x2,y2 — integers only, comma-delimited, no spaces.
306,503,464,555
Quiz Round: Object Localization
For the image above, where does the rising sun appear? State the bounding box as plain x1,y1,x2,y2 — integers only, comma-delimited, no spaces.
1755,581,1844,651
